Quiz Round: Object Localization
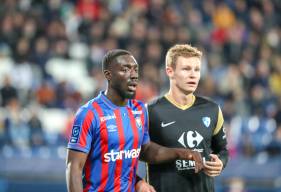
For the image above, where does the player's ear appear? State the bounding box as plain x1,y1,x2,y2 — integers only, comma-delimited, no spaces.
166,66,174,79
104,70,112,81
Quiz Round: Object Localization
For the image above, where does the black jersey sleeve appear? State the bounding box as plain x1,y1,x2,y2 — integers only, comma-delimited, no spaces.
211,107,228,168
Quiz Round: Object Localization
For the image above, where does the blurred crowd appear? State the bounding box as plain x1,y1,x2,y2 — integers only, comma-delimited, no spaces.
0,0,280,160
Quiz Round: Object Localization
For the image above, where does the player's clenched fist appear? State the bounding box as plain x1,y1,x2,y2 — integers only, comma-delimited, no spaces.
176,149,203,173
136,180,156,192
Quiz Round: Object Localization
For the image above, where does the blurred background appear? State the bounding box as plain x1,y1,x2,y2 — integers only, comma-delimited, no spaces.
0,0,280,191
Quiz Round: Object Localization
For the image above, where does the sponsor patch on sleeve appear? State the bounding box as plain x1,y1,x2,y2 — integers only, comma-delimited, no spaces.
70,125,81,143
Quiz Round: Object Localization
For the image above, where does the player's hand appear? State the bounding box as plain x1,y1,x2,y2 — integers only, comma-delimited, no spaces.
136,180,156,192
177,149,203,173
203,154,223,177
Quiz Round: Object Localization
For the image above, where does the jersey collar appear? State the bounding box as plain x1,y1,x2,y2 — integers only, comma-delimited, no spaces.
164,93,196,110
99,91,129,110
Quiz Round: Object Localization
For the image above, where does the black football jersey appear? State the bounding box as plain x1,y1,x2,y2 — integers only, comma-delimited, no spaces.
147,95,228,192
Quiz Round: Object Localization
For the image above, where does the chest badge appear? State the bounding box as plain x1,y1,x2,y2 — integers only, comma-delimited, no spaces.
202,117,211,128
136,117,142,130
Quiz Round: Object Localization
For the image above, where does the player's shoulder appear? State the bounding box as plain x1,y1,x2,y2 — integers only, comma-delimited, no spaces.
75,98,97,118
195,95,220,109
147,95,166,108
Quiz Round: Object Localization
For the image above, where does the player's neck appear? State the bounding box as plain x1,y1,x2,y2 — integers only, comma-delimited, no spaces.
104,89,127,106
167,89,194,107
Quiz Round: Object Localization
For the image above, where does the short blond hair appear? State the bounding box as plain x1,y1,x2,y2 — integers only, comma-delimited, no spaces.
165,44,202,68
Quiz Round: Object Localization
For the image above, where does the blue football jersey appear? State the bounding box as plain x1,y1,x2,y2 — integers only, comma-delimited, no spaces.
67,92,150,192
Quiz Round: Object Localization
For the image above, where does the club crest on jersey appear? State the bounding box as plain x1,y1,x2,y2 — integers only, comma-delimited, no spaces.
136,117,142,130
70,125,80,143
202,117,211,127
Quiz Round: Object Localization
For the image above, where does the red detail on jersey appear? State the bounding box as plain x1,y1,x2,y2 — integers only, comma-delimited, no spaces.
113,109,126,192
93,102,109,192
84,149,93,192
81,110,94,192
80,110,94,148
131,100,145,191
132,100,145,136
127,107,140,192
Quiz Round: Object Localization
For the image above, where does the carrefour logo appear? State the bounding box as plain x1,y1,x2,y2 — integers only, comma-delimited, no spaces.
104,148,141,162
178,131,203,149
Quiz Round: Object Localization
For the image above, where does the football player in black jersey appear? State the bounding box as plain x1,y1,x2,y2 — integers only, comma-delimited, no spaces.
147,44,229,192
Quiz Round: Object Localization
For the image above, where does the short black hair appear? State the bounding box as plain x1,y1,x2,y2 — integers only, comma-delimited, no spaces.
102,49,133,71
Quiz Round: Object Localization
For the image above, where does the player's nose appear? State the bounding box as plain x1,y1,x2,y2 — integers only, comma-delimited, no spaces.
130,68,138,80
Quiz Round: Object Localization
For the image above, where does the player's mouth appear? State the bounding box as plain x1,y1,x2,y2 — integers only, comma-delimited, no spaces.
127,82,137,92
187,81,197,86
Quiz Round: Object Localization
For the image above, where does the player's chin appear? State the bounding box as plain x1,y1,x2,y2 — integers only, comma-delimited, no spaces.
182,88,196,94
125,91,136,99
186,87,197,93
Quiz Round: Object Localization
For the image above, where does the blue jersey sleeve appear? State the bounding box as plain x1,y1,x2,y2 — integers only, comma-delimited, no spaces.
67,106,96,153
142,104,150,145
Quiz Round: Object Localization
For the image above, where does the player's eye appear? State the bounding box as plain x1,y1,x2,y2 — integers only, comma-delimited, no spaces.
121,67,129,72
134,67,139,72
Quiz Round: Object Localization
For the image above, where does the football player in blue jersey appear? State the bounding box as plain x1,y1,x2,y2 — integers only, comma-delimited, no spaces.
66,49,203,192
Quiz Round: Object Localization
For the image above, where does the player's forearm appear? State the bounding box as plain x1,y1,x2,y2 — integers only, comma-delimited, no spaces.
216,149,228,168
140,142,183,163
212,126,229,168
66,164,83,192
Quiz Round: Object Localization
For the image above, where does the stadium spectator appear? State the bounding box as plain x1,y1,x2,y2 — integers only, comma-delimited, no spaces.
0,75,18,107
